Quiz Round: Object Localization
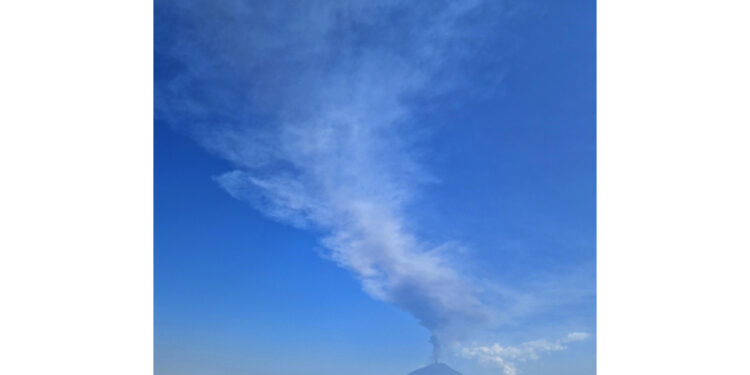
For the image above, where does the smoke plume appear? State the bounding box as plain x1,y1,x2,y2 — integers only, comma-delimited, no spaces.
157,0,512,359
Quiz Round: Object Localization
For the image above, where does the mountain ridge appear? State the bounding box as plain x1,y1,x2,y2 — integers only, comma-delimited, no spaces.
407,363,464,375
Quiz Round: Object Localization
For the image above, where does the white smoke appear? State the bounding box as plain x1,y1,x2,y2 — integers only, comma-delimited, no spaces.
156,0,590,365
460,332,591,375
157,0,506,358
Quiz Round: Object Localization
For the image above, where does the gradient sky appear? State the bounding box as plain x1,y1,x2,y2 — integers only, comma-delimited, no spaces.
155,1,595,374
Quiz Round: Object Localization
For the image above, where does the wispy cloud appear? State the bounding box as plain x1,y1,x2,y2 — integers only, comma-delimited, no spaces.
157,0,508,359
460,332,591,375
156,0,587,364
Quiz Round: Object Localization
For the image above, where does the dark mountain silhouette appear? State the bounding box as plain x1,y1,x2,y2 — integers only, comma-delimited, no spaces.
407,363,464,375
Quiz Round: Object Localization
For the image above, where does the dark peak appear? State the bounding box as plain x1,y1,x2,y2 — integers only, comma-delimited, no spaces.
407,362,464,375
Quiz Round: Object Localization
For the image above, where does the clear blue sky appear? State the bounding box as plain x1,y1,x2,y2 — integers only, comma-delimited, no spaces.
155,1,595,374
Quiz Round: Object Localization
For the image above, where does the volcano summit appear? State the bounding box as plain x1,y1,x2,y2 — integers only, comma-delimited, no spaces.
407,363,464,375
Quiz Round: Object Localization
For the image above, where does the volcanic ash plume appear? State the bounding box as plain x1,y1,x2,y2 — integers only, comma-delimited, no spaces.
157,0,506,358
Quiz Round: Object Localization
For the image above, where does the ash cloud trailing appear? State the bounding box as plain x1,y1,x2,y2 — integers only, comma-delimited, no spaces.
156,0,508,358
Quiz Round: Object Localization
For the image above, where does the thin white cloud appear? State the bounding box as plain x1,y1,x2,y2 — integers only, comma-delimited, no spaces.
460,332,591,375
157,0,592,363
563,332,590,342
159,0,503,360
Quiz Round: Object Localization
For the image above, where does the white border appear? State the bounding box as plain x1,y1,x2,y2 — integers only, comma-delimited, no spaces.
0,1,153,374
599,0,750,373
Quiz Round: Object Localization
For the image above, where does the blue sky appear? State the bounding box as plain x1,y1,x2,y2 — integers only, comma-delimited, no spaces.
155,1,595,374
